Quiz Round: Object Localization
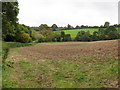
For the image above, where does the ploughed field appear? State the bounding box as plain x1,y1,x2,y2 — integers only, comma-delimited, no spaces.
3,40,119,88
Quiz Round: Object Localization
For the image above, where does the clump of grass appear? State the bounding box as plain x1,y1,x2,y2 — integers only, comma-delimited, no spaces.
2,42,10,63
6,42,37,48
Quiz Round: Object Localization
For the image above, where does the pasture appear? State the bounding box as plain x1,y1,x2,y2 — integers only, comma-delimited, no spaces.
3,40,118,88
56,28,120,38
61,28,99,38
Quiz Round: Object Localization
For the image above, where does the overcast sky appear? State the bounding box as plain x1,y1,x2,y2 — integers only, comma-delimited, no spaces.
17,0,119,27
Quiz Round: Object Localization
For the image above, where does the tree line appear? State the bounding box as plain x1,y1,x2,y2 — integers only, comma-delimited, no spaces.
2,2,35,43
35,26,120,43
31,22,120,31
75,26,120,41
2,2,120,43
2,2,120,63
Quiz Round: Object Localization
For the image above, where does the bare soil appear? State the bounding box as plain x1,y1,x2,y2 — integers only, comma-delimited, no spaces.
20,40,118,62
6,39,119,88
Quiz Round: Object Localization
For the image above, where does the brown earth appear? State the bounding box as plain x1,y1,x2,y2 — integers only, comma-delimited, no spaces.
9,39,119,88
19,39,119,62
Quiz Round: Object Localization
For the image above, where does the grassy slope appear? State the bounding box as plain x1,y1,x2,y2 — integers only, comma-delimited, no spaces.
3,41,118,88
56,27,120,38
62,28,99,38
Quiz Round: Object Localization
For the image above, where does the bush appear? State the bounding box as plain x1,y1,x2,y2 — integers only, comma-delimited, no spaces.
45,32,62,42
16,31,32,43
2,42,10,63
75,31,91,41
22,33,32,43
37,34,46,42
75,26,120,41
92,31,99,41
31,30,37,41
64,34,71,41
98,26,119,40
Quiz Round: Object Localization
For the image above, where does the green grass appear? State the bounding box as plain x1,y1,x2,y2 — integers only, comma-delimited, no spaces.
56,27,120,38
3,47,118,88
60,28,99,38
6,42,37,48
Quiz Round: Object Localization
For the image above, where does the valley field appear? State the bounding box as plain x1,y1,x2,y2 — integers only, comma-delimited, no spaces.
55,28,120,38
3,40,119,88
59,28,99,38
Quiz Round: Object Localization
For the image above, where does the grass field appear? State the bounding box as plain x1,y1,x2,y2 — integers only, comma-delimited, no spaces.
56,28,120,38
3,40,119,88
6,42,37,48
62,28,99,38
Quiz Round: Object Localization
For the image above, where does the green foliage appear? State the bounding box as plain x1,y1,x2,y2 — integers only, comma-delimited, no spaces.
30,27,40,31
60,28,99,38
75,25,80,29
98,26,119,40
2,3,33,43
2,2,19,25
38,34,46,42
75,31,91,41
31,30,37,41
75,26,120,41
2,2,19,41
63,34,71,41
104,22,110,28
92,31,99,41
54,32,62,42
39,24,49,31
67,24,73,29
40,29,52,37
60,31,71,41
15,31,32,43
16,24,31,35
39,29,62,42
3,21,15,41
38,29,72,42
7,42,36,48
2,42,10,63
51,24,58,31
14,24,33,43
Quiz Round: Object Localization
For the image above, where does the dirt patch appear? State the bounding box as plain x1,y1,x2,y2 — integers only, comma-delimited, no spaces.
19,40,118,62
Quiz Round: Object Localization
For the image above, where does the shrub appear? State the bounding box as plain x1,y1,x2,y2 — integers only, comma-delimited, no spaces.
38,34,46,42
64,34,71,41
2,42,10,63
22,33,32,43
31,30,37,41
16,31,32,43
75,31,91,41
45,32,62,42
92,31,99,41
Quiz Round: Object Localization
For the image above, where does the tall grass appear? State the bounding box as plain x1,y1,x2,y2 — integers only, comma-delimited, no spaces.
2,42,9,63
6,42,37,48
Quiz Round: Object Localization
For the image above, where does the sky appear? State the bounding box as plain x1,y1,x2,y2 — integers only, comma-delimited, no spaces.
17,0,119,27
